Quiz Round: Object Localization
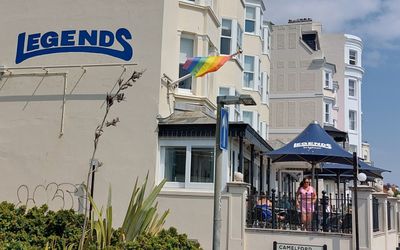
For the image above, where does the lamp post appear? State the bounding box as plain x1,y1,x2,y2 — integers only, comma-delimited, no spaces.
353,152,360,250
213,95,256,250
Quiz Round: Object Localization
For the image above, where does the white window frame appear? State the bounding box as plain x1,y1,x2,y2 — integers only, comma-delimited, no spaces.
243,55,259,90
236,23,243,64
178,35,195,93
349,49,357,65
219,86,240,122
245,6,257,34
349,79,356,97
262,26,271,55
159,139,215,190
257,59,262,95
259,121,268,140
242,110,258,131
349,110,357,131
324,70,332,89
221,19,233,55
261,72,269,105
324,102,332,124
242,110,254,127
220,19,243,65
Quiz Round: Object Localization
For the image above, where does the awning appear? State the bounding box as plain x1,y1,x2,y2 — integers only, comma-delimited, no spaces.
158,110,273,152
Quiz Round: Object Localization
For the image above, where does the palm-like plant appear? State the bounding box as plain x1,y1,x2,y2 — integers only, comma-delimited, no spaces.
83,175,169,249
121,174,169,241
87,185,114,249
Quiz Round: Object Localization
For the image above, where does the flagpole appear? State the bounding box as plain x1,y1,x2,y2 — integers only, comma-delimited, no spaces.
170,73,192,86
170,50,242,86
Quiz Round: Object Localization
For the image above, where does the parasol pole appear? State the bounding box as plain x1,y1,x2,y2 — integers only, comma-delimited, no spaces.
311,162,316,189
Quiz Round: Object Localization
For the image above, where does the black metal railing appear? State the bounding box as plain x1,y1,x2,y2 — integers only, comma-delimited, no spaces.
387,201,391,231
372,197,379,232
246,189,352,233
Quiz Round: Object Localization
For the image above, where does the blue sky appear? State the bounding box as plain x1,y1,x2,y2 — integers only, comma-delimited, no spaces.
267,0,400,184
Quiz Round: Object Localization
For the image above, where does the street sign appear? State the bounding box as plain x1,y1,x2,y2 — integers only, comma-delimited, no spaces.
220,108,229,150
273,242,327,250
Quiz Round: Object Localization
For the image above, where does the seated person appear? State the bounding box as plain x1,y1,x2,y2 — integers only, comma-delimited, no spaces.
255,193,285,221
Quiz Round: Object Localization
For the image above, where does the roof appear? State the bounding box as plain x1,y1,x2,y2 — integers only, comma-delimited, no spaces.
158,110,215,125
324,125,348,142
158,110,273,152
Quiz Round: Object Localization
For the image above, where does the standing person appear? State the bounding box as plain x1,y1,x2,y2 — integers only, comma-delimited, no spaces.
296,177,316,230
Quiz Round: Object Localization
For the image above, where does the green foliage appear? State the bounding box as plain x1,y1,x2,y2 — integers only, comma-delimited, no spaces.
0,177,200,250
121,174,169,242
123,227,202,250
0,201,84,249
85,185,115,249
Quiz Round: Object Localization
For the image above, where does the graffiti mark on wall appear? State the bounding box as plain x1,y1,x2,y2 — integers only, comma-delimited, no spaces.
17,182,86,212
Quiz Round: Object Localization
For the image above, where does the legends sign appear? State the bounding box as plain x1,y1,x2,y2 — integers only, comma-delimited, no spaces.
15,28,133,64
273,242,327,250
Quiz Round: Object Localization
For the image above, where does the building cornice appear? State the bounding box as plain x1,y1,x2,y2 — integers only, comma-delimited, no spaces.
179,1,220,27
345,64,365,75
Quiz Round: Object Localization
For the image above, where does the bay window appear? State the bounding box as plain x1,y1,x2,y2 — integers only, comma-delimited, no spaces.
160,140,215,189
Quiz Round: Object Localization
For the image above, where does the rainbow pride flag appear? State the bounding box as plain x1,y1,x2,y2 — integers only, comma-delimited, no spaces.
182,55,233,77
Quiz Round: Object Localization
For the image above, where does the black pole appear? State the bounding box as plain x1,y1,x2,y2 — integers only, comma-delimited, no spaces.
250,144,255,193
89,163,96,221
353,152,360,250
322,191,328,232
238,136,244,173
337,173,341,197
316,168,319,230
267,158,271,196
311,162,316,190
260,154,263,193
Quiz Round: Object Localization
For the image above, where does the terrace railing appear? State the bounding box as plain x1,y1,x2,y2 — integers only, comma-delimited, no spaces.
246,189,352,234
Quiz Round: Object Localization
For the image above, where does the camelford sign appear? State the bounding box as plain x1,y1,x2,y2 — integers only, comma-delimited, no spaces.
15,28,133,64
273,242,327,250
293,142,332,150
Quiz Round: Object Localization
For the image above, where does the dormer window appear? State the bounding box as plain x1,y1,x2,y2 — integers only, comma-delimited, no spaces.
302,33,318,51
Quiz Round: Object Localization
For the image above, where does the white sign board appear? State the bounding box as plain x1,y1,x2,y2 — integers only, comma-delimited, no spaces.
273,242,327,250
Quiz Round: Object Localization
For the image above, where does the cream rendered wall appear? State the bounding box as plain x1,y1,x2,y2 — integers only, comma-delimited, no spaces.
173,1,221,103
243,34,271,127
270,22,326,141
220,0,245,25
320,34,346,131
0,0,164,225
158,192,229,250
213,0,245,107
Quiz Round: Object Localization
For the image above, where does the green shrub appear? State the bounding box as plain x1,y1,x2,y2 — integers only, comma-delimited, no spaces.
123,227,202,250
0,202,201,249
0,201,84,249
